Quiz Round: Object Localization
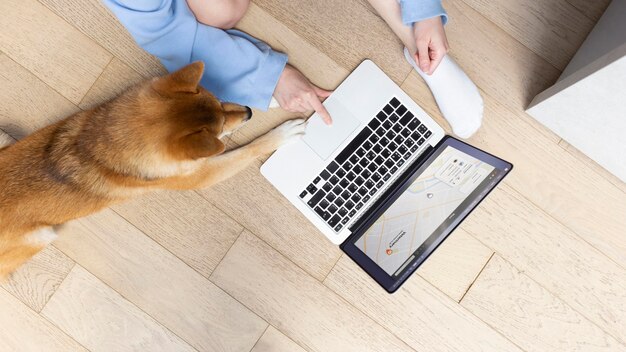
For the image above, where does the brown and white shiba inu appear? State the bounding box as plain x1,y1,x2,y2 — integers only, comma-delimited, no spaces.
0,61,305,278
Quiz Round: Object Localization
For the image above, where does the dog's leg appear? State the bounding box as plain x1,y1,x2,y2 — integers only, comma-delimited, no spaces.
163,118,306,190
0,227,57,279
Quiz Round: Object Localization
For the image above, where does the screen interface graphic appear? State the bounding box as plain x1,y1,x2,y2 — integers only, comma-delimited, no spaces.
354,146,495,276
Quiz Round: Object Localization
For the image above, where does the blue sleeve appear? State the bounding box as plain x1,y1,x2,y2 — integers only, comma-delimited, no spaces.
398,0,448,26
103,0,288,110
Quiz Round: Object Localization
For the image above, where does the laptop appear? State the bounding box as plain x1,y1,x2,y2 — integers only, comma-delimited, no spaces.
261,60,512,293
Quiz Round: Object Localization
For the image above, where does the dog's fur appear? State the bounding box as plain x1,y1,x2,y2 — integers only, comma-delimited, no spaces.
0,62,305,278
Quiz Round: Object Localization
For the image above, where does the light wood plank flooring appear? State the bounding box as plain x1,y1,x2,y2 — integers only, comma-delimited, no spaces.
1,0,624,351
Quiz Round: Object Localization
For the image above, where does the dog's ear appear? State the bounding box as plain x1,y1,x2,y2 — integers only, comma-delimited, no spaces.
152,61,205,94
175,128,225,159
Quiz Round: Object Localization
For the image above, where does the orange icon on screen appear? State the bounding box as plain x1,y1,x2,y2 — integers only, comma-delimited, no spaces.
386,249,393,255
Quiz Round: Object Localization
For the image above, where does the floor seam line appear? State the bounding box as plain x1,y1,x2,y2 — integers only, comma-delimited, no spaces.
76,56,115,108
458,252,494,303
456,0,564,72
2,283,92,352
37,261,78,314
461,224,626,345
212,231,416,351
0,53,80,110
50,249,202,351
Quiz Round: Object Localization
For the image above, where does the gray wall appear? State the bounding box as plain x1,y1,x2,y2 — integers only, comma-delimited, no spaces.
560,0,625,81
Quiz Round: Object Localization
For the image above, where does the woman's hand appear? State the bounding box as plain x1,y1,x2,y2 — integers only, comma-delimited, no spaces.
274,64,333,125
413,16,449,75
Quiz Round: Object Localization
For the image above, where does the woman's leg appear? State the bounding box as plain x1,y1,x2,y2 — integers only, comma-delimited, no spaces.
367,0,484,139
366,0,417,54
187,0,251,29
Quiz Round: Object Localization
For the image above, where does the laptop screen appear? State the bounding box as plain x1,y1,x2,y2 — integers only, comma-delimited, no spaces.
352,143,500,277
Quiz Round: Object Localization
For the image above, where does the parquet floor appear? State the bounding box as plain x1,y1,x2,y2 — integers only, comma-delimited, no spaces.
1,0,624,351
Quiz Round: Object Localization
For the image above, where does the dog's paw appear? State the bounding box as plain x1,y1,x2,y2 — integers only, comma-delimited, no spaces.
257,118,307,151
274,118,307,143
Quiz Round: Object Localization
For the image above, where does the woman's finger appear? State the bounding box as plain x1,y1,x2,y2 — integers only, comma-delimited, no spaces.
313,86,332,99
306,93,333,125
428,43,446,74
416,39,431,74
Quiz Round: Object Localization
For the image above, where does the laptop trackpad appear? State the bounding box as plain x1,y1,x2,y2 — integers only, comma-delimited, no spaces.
303,99,361,160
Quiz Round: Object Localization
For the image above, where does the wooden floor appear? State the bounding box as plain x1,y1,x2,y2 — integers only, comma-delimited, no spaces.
1,0,624,351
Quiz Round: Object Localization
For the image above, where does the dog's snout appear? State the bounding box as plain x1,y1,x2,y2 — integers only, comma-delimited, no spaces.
244,106,252,120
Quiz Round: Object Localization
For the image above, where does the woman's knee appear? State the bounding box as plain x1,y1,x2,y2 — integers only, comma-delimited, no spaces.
187,0,250,29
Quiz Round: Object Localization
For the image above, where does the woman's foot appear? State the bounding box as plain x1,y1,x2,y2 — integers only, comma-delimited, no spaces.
404,47,483,138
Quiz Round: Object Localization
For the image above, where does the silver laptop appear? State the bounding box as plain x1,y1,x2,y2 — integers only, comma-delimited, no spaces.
262,61,513,292
261,60,445,244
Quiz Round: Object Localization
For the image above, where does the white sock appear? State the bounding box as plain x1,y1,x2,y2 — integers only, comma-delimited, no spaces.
269,97,280,108
403,47,483,139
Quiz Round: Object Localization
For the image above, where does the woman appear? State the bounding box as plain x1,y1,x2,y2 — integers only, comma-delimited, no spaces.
104,0,482,137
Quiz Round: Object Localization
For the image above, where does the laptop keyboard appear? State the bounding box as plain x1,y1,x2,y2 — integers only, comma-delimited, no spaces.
299,97,433,233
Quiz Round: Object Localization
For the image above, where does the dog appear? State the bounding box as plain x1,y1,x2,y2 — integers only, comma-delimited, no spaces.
0,61,306,278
